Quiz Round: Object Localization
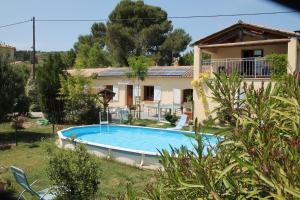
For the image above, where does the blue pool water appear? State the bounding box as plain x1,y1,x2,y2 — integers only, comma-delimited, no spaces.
61,125,219,154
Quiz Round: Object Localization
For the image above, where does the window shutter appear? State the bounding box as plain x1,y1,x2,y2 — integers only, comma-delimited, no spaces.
133,85,140,97
173,89,181,104
154,86,161,101
113,85,119,101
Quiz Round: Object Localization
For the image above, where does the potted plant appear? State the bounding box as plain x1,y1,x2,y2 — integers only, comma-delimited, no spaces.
188,120,194,131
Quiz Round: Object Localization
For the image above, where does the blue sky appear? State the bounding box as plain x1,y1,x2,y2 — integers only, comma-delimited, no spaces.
0,0,299,51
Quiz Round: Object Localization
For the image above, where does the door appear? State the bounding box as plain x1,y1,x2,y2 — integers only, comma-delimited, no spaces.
127,85,133,107
242,50,254,76
242,50,263,77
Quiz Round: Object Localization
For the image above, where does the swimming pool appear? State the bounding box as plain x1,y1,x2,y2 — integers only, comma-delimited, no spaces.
58,125,218,169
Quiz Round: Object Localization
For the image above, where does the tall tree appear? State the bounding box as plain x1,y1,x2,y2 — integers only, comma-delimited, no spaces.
74,22,112,68
106,0,191,66
74,0,191,67
126,55,155,118
0,58,28,121
158,29,191,65
37,53,66,123
61,49,76,68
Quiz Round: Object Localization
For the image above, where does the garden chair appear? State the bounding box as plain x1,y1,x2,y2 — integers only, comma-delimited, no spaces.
36,119,49,126
167,114,187,130
10,166,57,200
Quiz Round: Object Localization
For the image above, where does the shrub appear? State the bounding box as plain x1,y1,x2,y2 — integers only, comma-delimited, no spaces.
0,58,28,121
26,78,41,112
37,53,66,123
267,54,288,80
145,73,300,199
46,145,101,200
205,72,243,125
59,69,98,124
165,112,178,126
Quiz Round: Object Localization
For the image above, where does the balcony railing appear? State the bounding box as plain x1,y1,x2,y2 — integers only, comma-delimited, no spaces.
202,57,276,78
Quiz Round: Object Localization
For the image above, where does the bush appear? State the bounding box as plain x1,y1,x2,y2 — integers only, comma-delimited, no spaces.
165,112,178,126
0,58,28,121
26,78,41,112
144,74,300,199
37,53,66,123
267,54,288,79
46,145,101,200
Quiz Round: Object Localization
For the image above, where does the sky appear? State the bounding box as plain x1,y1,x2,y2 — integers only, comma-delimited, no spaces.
0,0,299,51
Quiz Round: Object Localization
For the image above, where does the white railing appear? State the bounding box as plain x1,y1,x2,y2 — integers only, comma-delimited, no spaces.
202,57,275,78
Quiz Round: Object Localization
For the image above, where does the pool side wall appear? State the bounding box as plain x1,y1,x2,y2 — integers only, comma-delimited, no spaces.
57,126,163,170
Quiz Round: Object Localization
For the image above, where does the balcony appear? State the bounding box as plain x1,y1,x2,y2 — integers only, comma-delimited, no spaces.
202,57,277,78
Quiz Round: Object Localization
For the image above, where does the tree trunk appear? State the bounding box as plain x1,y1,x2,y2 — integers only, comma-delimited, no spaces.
15,130,18,146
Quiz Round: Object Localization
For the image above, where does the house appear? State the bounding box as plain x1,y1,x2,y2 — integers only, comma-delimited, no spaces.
68,66,193,117
0,43,16,60
192,21,300,121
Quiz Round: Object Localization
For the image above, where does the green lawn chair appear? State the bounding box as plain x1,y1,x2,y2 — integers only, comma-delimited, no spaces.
10,166,57,200
36,119,49,126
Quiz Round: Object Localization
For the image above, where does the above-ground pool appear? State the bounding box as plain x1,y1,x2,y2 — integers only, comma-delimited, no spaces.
58,124,219,169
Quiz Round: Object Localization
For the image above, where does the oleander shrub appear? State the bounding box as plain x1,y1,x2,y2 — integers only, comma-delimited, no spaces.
144,73,300,199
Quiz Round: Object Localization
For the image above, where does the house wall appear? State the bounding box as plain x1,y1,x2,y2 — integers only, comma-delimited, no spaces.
208,43,288,59
193,78,272,122
193,42,288,122
288,37,300,73
92,76,192,108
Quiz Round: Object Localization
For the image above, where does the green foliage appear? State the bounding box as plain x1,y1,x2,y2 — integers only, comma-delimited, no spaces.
61,49,76,68
145,74,300,199
205,72,243,125
74,0,191,66
179,51,193,65
74,43,89,68
106,1,191,66
26,78,41,112
127,56,154,81
14,50,31,62
267,54,288,79
87,44,111,67
0,58,29,121
158,29,192,65
46,145,101,200
179,51,211,66
165,112,178,126
36,53,66,123
59,69,99,124
75,42,111,68
11,65,30,115
127,56,154,119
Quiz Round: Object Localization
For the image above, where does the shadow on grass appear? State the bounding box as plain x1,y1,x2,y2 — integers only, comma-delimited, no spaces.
0,190,17,200
0,131,53,145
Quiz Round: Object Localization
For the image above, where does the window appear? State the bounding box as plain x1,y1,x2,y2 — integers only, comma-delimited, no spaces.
253,50,263,57
106,85,113,91
182,89,193,103
143,86,154,101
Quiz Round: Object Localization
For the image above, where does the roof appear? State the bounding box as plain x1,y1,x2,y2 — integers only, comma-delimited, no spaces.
192,21,300,46
0,44,16,50
67,66,193,78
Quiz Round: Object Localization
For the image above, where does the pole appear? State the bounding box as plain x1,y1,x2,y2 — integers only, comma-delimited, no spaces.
32,16,36,79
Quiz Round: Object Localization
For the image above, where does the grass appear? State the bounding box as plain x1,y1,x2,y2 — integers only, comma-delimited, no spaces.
0,118,155,199
0,117,221,199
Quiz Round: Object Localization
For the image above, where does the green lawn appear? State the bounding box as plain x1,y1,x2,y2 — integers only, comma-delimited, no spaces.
0,117,221,199
0,118,155,199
